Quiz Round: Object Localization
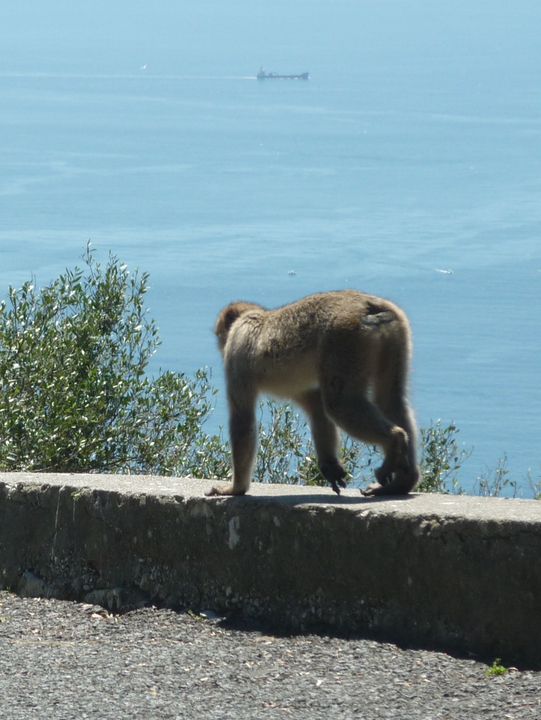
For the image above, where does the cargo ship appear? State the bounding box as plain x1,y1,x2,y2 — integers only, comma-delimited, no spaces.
257,68,309,80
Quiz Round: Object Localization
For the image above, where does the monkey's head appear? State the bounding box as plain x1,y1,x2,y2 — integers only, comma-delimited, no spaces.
215,301,263,352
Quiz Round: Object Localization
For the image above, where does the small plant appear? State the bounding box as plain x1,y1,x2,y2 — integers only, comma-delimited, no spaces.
473,455,519,498
418,420,470,493
526,469,541,500
486,658,508,678
254,401,311,485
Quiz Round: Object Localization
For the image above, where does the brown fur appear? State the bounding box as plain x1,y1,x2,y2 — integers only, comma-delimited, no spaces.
206,290,420,497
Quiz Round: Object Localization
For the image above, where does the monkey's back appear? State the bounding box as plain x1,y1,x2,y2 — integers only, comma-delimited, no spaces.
223,290,410,398
265,290,407,344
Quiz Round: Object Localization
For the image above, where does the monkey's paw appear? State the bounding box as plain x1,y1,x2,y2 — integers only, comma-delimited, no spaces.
330,478,347,495
361,466,419,497
320,460,348,495
360,482,385,497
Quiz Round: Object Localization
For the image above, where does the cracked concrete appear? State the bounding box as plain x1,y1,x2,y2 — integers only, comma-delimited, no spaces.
0,472,540,667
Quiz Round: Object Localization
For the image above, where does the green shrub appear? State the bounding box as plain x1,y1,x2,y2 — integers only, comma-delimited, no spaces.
253,402,312,485
0,246,221,475
472,455,520,498
418,420,470,493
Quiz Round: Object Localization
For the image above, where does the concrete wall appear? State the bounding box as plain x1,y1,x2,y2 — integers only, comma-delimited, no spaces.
0,472,539,667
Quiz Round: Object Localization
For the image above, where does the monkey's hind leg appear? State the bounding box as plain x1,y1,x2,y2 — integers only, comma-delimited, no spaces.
321,378,415,497
364,362,420,496
296,389,347,495
361,428,419,497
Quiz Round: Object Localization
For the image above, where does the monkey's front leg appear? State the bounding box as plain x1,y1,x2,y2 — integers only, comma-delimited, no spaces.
206,404,257,497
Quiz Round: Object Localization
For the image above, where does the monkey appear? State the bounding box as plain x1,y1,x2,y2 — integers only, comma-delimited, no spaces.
206,290,420,498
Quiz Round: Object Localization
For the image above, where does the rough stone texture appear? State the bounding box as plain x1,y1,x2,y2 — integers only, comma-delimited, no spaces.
0,472,540,668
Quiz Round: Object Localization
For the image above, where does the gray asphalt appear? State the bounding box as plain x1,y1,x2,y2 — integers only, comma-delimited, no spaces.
0,591,539,719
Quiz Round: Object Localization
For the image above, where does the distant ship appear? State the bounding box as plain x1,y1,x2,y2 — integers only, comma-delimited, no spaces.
257,68,309,81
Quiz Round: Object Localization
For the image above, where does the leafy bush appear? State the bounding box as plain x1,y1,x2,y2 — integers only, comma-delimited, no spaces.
0,246,221,475
418,420,470,493
253,402,312,485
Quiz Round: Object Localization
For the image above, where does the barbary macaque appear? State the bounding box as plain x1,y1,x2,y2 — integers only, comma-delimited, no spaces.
206,291,419,497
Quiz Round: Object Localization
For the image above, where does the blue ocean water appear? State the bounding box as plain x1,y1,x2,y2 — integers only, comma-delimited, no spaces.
1,2,540,491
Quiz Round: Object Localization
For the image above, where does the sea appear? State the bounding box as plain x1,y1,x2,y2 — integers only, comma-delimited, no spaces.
1,2,540,493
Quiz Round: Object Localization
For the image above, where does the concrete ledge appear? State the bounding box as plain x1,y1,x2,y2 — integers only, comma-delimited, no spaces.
0,472,540,667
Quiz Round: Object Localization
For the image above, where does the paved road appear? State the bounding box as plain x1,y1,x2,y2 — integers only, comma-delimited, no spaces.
0,592,539,719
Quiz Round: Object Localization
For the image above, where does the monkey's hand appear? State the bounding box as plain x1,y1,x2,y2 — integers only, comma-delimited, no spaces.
205,483,247,497
320,460,348,495
330,477,347,495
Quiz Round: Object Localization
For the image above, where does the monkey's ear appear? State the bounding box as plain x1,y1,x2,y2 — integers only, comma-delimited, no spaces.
216,302,260,336
215,303,246,348
221,305,243,333
215,301,262,350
